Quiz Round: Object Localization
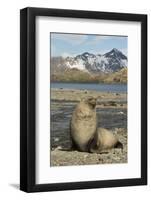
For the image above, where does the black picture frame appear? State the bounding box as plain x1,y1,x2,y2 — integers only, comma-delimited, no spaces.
20,7,147,192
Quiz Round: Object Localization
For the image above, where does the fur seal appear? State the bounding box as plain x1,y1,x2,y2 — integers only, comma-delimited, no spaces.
89,128,123,153
70,96,97,152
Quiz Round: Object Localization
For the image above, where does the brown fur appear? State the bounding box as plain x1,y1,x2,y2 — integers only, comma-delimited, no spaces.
70,97,97,152
70,97,123,153
89,128,123,153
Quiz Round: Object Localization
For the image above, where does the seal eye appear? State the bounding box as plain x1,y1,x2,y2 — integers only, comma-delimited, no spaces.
82,96,97,108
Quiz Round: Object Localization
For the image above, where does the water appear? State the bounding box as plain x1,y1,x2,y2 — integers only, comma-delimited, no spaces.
51,82,127,93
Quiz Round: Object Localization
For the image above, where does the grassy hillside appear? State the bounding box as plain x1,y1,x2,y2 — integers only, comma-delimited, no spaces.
51,68,127,83
97,68,127,83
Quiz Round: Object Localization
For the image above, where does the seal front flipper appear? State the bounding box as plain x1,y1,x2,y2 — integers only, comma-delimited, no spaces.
88,137,103,154
69,120,80,151
70,139,78,151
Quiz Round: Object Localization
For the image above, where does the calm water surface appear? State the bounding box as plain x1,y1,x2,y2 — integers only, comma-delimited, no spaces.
51,82,127,93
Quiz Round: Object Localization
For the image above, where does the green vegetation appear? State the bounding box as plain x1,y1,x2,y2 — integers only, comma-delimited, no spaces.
97,68,127,83
51,68,127,84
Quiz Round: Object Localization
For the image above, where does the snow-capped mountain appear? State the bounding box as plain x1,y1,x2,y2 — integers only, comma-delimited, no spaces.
51,48,127,73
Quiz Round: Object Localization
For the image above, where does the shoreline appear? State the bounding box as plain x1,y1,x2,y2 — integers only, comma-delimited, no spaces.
51,88,127,108
51,81,127,85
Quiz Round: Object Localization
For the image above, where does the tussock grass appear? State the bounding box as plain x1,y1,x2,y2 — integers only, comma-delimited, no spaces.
51,68,127,83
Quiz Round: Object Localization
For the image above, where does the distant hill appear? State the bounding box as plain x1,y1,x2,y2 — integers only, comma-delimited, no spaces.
51,48,127,83
51,68,127,83
97,68,127,83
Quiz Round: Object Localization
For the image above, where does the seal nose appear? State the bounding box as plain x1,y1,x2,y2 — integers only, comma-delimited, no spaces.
91,99,96,105
89,98,97,106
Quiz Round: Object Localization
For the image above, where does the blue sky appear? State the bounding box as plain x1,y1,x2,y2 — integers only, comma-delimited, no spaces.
51,33,127,57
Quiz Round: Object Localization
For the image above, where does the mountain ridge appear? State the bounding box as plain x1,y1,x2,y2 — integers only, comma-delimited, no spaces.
51,48,127,74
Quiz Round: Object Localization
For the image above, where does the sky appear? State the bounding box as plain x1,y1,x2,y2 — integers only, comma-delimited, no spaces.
51,33,127,57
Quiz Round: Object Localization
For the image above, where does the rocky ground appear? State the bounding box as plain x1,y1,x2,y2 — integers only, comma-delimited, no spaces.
51,88,127,107
51,128,127,166
50,89,127,167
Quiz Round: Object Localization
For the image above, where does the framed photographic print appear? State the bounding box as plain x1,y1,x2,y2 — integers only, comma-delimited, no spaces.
20,7,147,192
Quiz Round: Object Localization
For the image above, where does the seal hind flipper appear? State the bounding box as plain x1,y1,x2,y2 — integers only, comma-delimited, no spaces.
114,141,123,149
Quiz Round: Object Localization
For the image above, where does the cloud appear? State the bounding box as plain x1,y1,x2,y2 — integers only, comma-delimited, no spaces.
81,35,111,46
120,48,127,56
51,33,127,46
89,35,127,45
61,52,76,58
51,33,127,57
51,34,114,46
51,33,88,45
